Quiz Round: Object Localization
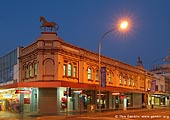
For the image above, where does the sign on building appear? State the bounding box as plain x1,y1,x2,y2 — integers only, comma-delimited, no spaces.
101,67,106,87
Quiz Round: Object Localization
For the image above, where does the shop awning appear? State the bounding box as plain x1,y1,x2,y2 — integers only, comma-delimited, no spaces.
0,81,146,94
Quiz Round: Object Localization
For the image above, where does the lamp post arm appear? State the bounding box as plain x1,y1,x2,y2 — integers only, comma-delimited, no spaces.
98,28,116,67
98,28,116,52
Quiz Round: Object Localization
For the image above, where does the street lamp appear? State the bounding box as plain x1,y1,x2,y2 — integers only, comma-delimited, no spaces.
98,20,129,112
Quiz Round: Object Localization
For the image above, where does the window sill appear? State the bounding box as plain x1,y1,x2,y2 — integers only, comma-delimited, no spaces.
108,82,113,84
88,79,93,81
63,76,78,79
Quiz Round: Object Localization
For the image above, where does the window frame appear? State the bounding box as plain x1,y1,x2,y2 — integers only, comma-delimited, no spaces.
88,68,92,80
67,63,72,77
34,63,38,76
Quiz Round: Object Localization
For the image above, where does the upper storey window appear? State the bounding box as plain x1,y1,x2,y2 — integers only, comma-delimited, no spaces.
73,66,77,77
108,72,112,83
88,68,92,80
63,64,67,76
68,63,72,76
95,69,99,81
63,60,78,78
29,64,33,77
34,63,38,76
119,74,123,84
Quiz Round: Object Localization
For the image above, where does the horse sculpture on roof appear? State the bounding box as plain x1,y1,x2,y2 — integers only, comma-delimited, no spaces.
40,16,59,32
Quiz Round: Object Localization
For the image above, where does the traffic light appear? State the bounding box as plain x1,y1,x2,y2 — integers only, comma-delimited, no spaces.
68,88,71,97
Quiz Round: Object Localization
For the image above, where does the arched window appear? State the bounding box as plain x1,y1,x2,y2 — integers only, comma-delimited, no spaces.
29,64,33,77
68,63,72,76
73,66,77,77
124,75,127,85
128,77,131,86
95,69,99,80
108,72,113,83
88,68,92,80
34,63,38,76
119,74,123,84
63,64,67,76
132,77,135,86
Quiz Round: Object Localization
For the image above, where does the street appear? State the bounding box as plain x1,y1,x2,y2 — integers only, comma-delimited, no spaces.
0,108,170,120
67,108,170,120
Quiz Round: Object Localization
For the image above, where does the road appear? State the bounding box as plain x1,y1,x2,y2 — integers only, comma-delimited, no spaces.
0,108,170,120
64,108,170,120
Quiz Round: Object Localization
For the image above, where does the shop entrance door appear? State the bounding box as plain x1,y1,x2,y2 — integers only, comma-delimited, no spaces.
115,96,119,109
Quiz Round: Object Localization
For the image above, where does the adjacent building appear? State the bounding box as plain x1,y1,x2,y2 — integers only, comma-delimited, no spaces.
150,63,170,106
0,48,20,111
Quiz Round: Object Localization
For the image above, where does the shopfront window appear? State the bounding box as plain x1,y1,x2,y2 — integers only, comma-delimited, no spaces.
126,94,132,107
97,92,107,109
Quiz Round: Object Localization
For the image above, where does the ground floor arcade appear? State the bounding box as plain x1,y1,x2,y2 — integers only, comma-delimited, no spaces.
0,81,147,114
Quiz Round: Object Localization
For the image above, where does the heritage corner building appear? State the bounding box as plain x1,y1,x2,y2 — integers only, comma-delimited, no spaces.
0,17,169,114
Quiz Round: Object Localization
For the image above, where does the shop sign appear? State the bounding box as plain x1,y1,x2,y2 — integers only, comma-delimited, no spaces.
24,98,30,104
120,95,126,99
15,90,31,94
73,90,82,94
112,92,120,96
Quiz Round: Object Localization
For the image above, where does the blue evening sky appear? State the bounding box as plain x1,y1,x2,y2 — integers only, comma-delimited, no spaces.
0,0,170,69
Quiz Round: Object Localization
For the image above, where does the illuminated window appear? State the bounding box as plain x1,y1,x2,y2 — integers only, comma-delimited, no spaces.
108,72,112,82
128,77,131,86
124,75,127,85
88,68,92,80
119,74,123,84
140,77,144,88
132,77,136,87
34,63,38,76
29,64,32,77
95,69,99,80
73,66,77,77
68,63,72,76
63,64,67,76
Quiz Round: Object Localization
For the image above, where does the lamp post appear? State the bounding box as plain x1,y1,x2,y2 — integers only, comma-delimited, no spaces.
98,20,129,112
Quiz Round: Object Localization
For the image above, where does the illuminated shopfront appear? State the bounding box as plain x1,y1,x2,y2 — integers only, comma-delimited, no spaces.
0,88,38,113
